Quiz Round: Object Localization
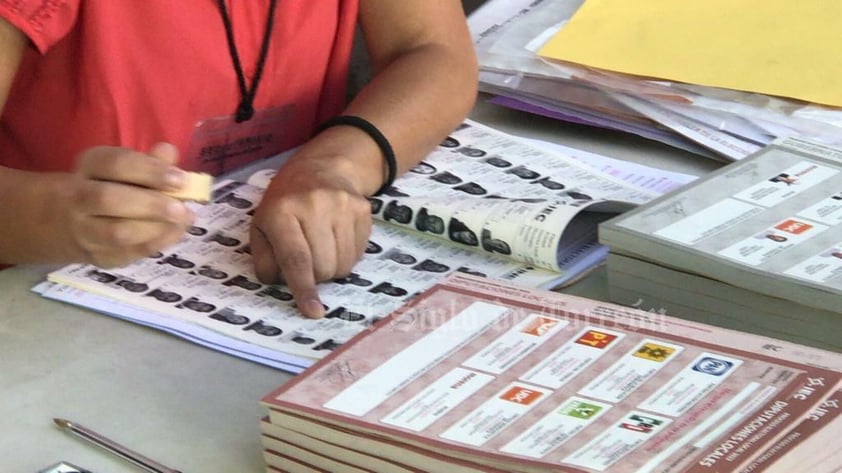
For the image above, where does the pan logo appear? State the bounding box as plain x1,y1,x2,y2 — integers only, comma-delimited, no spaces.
692,356,734,376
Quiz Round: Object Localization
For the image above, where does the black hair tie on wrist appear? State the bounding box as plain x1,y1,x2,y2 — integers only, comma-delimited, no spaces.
315,115,397,196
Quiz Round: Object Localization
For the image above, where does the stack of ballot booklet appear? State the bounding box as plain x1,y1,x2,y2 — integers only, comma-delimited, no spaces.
259,273,842,473
600,137,842,352
34,120,665,373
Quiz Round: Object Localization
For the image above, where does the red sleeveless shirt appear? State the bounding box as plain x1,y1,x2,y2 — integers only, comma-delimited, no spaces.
0,0,358,173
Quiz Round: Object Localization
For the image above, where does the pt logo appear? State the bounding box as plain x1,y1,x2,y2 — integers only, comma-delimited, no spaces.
575,330,618,349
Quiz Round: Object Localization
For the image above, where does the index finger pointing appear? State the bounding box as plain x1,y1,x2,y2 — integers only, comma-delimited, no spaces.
268,218,326,319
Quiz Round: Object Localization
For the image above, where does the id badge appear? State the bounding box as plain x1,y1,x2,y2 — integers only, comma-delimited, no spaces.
185,104,296,176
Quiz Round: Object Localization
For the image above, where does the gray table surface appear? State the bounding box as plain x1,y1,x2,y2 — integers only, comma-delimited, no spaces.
0,97,720,473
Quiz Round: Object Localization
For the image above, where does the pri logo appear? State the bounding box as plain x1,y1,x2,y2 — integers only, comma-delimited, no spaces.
501,386,543,405
775,219,813,235
575,330,618,349
521,316,560,337
692,357,734,376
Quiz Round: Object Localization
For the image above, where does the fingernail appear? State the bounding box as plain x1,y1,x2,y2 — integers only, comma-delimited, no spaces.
167,200,188,221
302,298,326,319
182,207,196,225
154,142,178,156
164,167,186,189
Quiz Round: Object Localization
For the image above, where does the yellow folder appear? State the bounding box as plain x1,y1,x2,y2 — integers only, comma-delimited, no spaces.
538,0,842,107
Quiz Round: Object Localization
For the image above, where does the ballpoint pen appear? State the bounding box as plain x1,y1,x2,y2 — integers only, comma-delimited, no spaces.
53,418,182,473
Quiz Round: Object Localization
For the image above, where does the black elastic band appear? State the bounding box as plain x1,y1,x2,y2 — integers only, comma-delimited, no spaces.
316,115,397,196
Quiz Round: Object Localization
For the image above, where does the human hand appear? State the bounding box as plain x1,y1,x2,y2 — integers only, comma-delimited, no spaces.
65,142,195,267
250,154,373,318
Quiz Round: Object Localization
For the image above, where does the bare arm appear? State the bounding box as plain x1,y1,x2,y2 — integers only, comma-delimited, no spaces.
353,0,479,183
251,0,477,317
0,19,81,264
0,17,23,107
287,0,479,195
0,18,194,267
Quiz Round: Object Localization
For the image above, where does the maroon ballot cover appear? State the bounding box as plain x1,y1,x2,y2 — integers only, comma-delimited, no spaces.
261,273,842,473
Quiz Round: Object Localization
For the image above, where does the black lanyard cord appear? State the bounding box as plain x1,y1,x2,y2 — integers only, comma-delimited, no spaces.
216,0,278,122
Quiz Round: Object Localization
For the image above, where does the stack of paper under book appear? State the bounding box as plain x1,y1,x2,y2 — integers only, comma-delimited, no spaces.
469,0,842,162
600,137,842,352
259,273,842,473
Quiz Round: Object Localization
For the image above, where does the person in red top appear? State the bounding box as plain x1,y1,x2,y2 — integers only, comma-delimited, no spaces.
0,1,477,317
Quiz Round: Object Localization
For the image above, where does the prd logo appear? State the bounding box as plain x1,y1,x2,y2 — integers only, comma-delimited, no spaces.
634,342,676,362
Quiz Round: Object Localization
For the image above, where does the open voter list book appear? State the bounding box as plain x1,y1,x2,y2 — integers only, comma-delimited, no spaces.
35,120,656,373
600,137,842,352
259,273,842,473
